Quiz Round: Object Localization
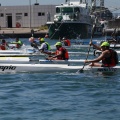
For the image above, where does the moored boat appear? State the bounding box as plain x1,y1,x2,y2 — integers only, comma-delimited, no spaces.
46,0,92,39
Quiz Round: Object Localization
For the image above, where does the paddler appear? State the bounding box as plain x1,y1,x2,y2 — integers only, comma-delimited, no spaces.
29,37,40,49
39,38,51,53
46,42,69,60
11,37,23,49
85,41,118,67
62,37,71,46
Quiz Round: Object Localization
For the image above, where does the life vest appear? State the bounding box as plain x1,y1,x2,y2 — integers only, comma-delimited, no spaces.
102,49,118,67
0,43,7,50
16,40,23,48
45,42,51,50
55,47,69,60
64,39,71,46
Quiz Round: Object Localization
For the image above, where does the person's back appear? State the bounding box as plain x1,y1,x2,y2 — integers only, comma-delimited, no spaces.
29,37,39,49
39,38,51,52
62,37,71,46
66,39,71,46
102,49,118,67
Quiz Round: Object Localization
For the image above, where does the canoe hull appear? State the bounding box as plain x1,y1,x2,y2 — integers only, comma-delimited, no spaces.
0,64,119,74
0,64,82,73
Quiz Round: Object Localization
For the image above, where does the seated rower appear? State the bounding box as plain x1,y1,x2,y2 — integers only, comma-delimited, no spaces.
0,39,9,50
29,37,40,49
62,37,71,46
46,42,69,60
11,37,23,49
85,41,118,67
39,38,51,53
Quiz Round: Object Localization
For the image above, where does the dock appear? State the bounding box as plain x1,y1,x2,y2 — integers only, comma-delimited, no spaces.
0,28,48,38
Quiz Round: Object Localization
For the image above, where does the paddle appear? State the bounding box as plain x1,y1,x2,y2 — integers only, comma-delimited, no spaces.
77,24,96,73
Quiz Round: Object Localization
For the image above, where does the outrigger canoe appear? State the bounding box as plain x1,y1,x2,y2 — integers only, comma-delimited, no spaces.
0,57,120,64
0,57,86,64
0,49,93,57
0,63,119,74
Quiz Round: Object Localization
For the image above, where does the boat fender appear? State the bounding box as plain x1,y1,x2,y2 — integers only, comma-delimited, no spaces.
16,22,21,28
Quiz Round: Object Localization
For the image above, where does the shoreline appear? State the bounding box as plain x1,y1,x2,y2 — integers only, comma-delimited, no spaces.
0,28,48,38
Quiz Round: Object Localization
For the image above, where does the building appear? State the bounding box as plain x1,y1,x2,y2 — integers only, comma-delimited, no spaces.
0,3,56,28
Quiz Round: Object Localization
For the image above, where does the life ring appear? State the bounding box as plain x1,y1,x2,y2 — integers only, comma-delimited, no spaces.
16,22,21,28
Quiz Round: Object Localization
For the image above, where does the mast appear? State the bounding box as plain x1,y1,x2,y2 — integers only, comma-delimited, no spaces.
100,0,104,7
65,0,70,3
91,0,96,7
80,0,82,3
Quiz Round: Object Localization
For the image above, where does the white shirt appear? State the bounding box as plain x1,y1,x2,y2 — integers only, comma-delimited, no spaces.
39,42,49,52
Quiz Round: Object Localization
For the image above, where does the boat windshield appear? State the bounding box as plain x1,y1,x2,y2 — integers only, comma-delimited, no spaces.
56,7,73,13
56,7,80,14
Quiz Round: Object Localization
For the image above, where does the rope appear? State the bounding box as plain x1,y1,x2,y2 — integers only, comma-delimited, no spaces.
50,21,64,39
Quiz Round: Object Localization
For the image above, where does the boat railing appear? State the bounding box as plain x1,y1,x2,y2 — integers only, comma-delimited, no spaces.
54,12,91,23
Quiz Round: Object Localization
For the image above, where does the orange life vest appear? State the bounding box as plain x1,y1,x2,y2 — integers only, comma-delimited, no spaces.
102,49,118,67
64,39,71,46
55,47,69,60
0,43,7,50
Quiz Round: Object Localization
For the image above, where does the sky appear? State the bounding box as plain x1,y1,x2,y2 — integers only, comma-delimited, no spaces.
0,0,120,13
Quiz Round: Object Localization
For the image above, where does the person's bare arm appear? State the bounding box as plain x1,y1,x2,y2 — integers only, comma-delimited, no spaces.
85,50,109,63
90,42,101,51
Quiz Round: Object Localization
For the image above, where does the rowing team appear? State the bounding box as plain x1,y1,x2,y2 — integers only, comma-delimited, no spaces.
0,38,23,50
29,38,119,68
0,36,119,68
0,36,71,50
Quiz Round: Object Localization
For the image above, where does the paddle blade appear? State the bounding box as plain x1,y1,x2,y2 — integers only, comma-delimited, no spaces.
76,69,84,73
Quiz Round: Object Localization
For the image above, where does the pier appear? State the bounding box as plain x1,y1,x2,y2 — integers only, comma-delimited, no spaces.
0,28,48,38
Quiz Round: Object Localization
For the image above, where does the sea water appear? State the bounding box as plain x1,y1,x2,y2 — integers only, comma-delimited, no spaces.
0,37,120,120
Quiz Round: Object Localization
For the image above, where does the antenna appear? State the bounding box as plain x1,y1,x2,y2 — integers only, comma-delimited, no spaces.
34,0,39,5
100,0,104,7
91,0,96,7
80,0,82,3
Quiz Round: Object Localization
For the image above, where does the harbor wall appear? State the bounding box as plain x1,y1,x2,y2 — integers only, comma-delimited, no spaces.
0,28,47,38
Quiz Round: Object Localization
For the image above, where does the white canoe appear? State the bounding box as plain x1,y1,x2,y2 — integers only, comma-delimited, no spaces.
0,57,85,64
0,63,119,74
63,44,120,49
0,57,120,64
0,50,93,57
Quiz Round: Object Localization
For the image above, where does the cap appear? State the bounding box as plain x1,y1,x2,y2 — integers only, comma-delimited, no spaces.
54,42,62,46
40,38,44,42
100,42,110,47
